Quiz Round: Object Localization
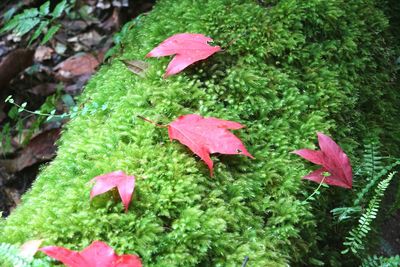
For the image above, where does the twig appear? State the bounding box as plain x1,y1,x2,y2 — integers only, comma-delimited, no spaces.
136,115,168,128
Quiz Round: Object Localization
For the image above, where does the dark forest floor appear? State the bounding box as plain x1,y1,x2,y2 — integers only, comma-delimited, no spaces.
0,0,154,217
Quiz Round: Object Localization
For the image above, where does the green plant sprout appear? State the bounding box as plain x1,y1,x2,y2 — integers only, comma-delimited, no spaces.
1,94,108,155
302,175,328,204
0,0,74,45
4,95,108,122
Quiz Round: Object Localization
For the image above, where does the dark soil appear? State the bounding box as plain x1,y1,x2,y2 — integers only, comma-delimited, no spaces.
379,176,400,255
380,210,400,255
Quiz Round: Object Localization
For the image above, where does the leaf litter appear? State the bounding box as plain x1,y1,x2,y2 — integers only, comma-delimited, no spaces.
0,0,155,217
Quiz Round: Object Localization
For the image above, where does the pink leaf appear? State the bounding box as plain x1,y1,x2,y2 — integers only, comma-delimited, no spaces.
90,171,136,212
292,149,324,165
19,239,43,258
40,246,88,266
317,132,352,188
40,241,142,267
112,255,143,267
168,114,254,175
292,132,352,189
146,33,221,77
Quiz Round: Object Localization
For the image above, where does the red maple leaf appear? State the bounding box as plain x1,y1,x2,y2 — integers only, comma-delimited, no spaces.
90,171,135,212
292,132,352,189
146,33,221,77
40,240,142,267
168,114,254,175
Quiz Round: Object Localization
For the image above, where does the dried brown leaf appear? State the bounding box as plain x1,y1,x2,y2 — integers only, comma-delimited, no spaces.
0,128,60,173
122,59,149,77
28,83,57,96
0,49,34,100
34,46,54,62
54,53,99,81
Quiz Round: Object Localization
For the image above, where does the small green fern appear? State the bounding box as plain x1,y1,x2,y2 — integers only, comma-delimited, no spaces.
0,242,51,267
361,255,400,267
342,172,396,255
332,137,399,223
330,138,400,262
359,138,384,181
353,136,399,207
354,161,400,207
0,0,72,45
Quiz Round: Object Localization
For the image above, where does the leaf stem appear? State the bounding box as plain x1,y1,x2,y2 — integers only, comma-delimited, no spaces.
10,102,65,118
302,176,326,204
137,115,168,128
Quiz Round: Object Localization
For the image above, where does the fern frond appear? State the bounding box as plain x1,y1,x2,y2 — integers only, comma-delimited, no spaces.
342,172,396,255
0,0,71,44
0,242,51,267
0,242,30,267
354,161,400,206
353,136,384,206
331,206,362,222
0,8,41,36
361,255,400,267
360,138,383,180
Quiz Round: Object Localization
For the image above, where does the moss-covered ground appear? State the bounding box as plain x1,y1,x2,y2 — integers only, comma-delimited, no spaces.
0,0,399,266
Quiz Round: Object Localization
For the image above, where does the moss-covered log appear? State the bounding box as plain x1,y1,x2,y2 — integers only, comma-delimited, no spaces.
0,0,398,266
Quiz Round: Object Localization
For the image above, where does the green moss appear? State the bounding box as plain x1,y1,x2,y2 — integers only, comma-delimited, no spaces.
0,0,398,266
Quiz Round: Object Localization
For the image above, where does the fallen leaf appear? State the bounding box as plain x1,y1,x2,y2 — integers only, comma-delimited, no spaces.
77,30,103,48
97,0,112,9
34,46,53,62
122,60,149,77
4,187,20,211
112,0,129,7
61,20,90,32
0,186,20,216
0,188,10,217
64,73,92,95
90,171,135,212
0,49,34,99
292,132,352,189
40,240,142,267
0,166,14,186
168,114,254,175
146,33,221,77
6,33,22,43
20,239,43,258
54,41,67,55
101,8,121,32
54,53,99,81
28,83,57,96
0,128,61,173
